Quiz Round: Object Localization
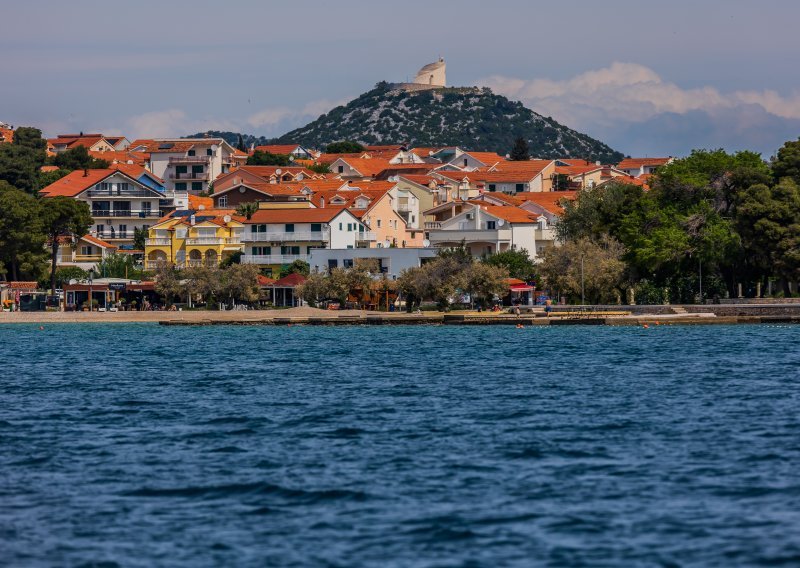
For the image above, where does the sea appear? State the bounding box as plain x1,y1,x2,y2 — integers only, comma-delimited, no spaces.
1,323,800,567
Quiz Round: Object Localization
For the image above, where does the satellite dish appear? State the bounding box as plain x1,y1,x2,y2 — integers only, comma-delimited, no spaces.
422,239,431,248
296,173,304,180
223,215,232,223
275,168,282,175
497,219,505,227
383,239,391,248
198,204,206,210
210,144,218,151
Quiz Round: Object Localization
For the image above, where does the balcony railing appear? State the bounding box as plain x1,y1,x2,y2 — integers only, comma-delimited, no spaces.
146,238,171,246
226,237,242,244
168,156,210,164
145,259,218,270
169,172,209,180
427,228,512,243
94,232,130,240
241,254,309,265
243,230,329,242
186,237,223,245
87,189,157,198
60,254,103,263
355,231,377,241
424,222,442,229
92,210,160,218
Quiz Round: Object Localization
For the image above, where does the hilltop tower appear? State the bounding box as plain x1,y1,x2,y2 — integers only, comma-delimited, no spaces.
413,57,446,87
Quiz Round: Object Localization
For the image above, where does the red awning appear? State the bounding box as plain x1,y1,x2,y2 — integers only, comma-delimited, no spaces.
510,284,534,292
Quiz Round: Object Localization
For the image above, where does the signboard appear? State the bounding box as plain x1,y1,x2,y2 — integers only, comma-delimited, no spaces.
108,283,127,291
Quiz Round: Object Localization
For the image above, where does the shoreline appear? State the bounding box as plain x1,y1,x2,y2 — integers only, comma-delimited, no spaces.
3,306,800,326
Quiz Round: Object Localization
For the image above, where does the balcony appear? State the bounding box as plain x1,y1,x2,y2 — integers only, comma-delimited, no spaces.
168,156,210,164
186,237,223,245
95,232,130,240
355,231,377,241
87,189,157,198
146,238,171,246
427,228,513,244
92,210,160,218
169,172,209,180
243,230,329,242
241,254,310,265
424,221,442,230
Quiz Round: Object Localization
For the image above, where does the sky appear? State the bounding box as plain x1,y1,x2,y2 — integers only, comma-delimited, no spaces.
3,0,800,158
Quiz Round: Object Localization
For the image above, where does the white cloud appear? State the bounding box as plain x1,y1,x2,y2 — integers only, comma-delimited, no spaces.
246,98,347,130
124,109,238,139
480,61,800,129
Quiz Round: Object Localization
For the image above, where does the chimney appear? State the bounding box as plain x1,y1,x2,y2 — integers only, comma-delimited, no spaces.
320,197,325,209
190,214,196,226
83,168,89,177
596,161,601,166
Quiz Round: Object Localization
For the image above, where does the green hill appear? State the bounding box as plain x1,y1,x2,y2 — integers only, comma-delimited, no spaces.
276,82,623,163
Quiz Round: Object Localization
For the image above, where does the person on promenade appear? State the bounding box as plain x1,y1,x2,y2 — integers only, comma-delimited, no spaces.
514,304,521,318
544,298,552,318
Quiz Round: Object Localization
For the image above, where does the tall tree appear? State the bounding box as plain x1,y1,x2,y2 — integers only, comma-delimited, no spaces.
325,141,364,154
772,138,800,185
235,202,259,220
483,249,536,280
52,146,109,171
509,137,530,161
40,197,93,294
246,151,291,166
0,181,47,281
236,133,246,152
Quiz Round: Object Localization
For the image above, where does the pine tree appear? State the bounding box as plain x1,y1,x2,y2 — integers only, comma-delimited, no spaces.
509,137,530,161
236,133,246,152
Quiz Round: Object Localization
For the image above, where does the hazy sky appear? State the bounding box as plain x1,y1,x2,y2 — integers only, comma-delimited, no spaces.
3,0,799,157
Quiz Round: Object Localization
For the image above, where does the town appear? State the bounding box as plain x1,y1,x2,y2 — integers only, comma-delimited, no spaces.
1,59,799,316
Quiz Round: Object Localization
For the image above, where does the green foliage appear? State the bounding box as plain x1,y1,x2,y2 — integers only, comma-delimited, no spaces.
220,250,243,268
246,150,291,166
279,259,310,278
538,236,626,304
0,127,47,194
236,133,246,152
0,181,48,280
41,197,93,294
38,169,71,188
133,227,147,251
772,138,800,185
154,264,183,305
221,263,260,304
306,162,331,174
42,266,88,290
483,249,536,280
235,202,259,220
51,145,109,171
95,253,143,279
325,141,364,154
508,136,530,161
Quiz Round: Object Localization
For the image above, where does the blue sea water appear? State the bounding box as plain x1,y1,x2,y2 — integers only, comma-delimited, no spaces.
1,323,800,567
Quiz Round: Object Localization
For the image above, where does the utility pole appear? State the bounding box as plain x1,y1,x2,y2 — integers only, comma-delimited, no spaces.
581,254,585,306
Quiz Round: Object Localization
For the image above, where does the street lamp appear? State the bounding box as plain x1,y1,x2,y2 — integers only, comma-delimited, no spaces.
580,254,585,307
88,269,94,312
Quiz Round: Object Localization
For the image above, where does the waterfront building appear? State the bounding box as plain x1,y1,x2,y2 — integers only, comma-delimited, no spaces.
39,166,175,247
241,207,369,277
55,234,118,271
144,210,244,269
47,133,130,154
309,247,438,279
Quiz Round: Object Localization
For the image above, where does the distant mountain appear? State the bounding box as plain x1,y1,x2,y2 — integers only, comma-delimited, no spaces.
276,82,624,163
183,131,278,149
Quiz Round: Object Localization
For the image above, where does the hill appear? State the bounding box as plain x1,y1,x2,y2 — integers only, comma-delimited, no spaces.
276,82,623,163
183,131,278,148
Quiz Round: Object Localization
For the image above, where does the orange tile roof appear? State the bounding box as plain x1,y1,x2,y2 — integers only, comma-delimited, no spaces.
515,191,578,215
476,205,538,224
39,165,154,197
398,174,436,186
479,192,523,206
316,153,364,164
40,165,60,172
273,273,306,287
257,275,276,286
237,165,316,179
463,152,507,166
253,144,304,155
81,234,117,249
616,157,673,170
554,164,602,176
335,157,394,177
5,281,38,290
88,150,149,166
0,127,13,144
188,194,214,209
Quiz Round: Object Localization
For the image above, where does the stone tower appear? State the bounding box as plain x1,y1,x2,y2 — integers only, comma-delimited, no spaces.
413,58,446,87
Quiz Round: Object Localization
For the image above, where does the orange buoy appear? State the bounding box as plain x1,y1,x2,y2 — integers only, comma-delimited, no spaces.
643,324,650,329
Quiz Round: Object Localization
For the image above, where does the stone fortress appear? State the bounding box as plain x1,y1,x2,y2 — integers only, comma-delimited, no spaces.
389,58,447,92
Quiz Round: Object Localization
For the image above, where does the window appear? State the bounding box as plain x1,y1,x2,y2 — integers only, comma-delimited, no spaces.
347,223,353,232
191,165,203,174
486,221,496,230
310,223,322,233
118,224,127,238
488,184,496,192
411,231,416,239
176,228,187,239
343,259,354,268
262,268,273,277
515,183,524,193
337,165,344,173
206,148,212,156
176,165,188,174
284,223,295,233
218,196,227,207
328,259,338,270
252,246,271,256
192,182,203,192
141,202,152,215
463,159,468,167
96,224,104,236
281,246,300,255
377,219,382,228
175,182,187,191
188,150,195,157
81,245,92,256
339,223,343,230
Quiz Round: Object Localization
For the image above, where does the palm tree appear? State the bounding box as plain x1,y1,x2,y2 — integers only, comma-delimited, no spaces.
235,202,259,220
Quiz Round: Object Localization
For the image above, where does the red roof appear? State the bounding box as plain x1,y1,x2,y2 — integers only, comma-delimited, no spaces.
4,281,38,290
245,207,352,224
616,157,673,170
39,166,152,197
257,275,276,286
272,273,306,287
253,144,303,155
516,191,578,215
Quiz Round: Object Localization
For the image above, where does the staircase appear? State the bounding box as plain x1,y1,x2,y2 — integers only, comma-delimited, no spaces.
671,306,688,314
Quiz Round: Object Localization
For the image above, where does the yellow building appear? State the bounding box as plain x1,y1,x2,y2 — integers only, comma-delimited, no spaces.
145,210,244,270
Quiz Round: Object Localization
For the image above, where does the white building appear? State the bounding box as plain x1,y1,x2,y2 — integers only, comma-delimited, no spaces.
309,247,438,279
